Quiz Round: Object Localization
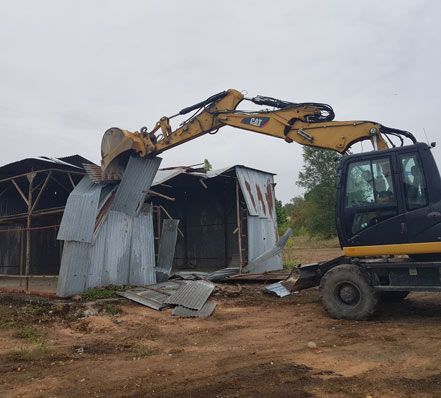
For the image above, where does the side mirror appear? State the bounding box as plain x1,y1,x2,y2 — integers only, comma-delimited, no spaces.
431,142,437,148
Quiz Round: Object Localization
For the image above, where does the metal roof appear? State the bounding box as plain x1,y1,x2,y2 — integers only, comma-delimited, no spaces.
151,164,276,187
0,155,92,180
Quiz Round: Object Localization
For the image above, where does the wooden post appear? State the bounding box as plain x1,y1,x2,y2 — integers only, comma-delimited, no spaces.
25,172,36,292
236,180,243,273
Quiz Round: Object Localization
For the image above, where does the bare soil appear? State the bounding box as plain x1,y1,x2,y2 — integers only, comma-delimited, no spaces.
1,249,441,397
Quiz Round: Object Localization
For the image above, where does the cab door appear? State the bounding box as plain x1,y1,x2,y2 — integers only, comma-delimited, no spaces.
338,154,407,248
398,147,441,244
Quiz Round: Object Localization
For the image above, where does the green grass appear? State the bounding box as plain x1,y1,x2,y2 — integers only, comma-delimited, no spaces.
13,324,48,361
288,235,340,249
283,235,340,268
17,304,47,316
16,325,41,343
10,344,48,362
105,303,120,316
82,286,127,301
131,348,157,359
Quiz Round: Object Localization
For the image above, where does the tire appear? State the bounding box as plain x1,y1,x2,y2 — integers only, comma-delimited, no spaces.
319,264,379,320
380,291,409,302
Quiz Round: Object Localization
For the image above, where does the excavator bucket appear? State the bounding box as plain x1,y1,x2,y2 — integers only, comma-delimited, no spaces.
100,128,150,181
282,264,321,292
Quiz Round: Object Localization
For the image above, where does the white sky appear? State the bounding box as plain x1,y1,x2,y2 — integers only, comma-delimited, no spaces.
1,1,440,202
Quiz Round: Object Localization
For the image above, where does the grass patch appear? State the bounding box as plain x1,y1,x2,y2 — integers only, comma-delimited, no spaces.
283,235,341,266
17,304,47,316
16,325,41,343
289,235,340,249
82,286,126,301
10,343,48,362
283,262,300,271
104,303,120,316
131,348,157,359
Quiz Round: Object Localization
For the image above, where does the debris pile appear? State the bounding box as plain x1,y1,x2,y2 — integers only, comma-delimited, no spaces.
57,156,179,297
118,279,216,318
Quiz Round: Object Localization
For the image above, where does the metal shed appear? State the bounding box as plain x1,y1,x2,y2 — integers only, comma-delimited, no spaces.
0,156,89,288
0,158,282,293
148,164,282,273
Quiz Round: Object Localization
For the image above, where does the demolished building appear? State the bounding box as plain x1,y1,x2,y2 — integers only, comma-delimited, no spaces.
0,155,283,295
0,156,90,288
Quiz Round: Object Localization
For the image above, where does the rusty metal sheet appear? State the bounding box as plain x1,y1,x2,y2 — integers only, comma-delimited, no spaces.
172,301,216,318
164,280,215,310
111,156,162,216
235,166,276,219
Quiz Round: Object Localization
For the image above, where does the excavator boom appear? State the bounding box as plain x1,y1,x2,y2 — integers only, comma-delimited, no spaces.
101,89,416,180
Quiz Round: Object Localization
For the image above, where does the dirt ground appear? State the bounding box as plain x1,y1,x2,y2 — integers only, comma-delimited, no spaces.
2,283,441,398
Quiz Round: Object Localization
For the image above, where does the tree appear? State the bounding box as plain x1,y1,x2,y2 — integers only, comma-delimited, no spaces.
275,199,287,226
296,147,341,238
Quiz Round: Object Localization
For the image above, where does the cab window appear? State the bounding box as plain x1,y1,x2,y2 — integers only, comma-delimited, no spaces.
344,157,397,235
346,158,395,208
400,153,428,210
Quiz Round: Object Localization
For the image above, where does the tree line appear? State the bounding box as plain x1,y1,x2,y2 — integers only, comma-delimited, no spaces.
276,147,341,238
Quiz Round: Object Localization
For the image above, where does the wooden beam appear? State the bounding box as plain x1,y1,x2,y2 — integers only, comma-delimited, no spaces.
25,172,36,291
67,173,76,189
31,171,52,213
11,179,29,206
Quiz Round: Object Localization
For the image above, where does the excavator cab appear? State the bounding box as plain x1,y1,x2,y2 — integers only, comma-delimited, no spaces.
336,143,441,257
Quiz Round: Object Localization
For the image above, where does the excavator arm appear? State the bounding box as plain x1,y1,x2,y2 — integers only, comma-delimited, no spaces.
101,89,416,180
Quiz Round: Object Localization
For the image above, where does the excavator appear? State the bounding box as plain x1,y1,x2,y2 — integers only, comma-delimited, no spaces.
100,89,441,320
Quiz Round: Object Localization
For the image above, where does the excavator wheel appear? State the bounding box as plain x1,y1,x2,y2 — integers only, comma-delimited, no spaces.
319,264,379,320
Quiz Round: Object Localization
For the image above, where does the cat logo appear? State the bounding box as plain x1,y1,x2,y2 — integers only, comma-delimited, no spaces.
241,116,270,128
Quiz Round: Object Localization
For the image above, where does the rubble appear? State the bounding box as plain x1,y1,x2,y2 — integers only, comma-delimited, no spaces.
118,280,216,317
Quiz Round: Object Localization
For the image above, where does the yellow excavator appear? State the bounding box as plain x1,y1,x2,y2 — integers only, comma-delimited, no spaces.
100,89,441,320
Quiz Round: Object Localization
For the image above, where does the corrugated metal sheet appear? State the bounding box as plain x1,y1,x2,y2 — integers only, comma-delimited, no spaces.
247,228,292,272
236,166,276,219
86,220,108,288
247,216,281,272
57,176,102,243
83,163,103,184
164,280,214,310
207,267,240,281
264,282,291,297
172,301,216,318
57,241,90,297
129,206,156,285
0,226,22,275
111,156,162,216
152,168,187,186
117,280,186,310
101,211,132,285
156,219,180,282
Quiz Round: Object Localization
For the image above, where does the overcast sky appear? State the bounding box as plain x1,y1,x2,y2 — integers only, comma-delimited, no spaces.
1,1,440,202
